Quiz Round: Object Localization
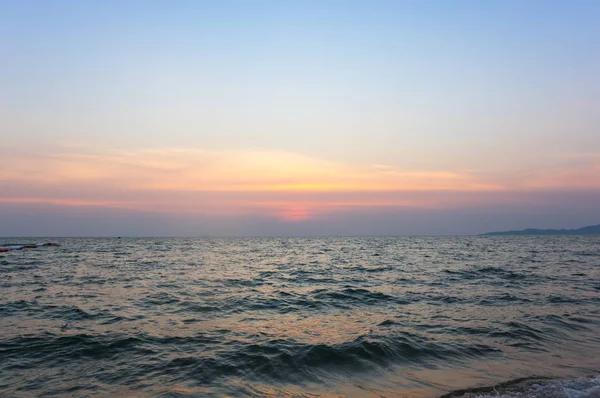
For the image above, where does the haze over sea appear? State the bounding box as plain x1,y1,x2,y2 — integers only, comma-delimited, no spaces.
1,236,599,397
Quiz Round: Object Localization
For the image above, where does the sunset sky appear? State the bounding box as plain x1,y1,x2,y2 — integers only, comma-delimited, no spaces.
1,0,599,236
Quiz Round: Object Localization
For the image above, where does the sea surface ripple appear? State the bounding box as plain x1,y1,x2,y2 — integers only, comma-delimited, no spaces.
1,236,599,397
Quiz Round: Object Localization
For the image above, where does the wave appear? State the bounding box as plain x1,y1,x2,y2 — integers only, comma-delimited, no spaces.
2,236,600,396
441,375,600,398
0,331,499,385
0,300,114,321
311,287,398,305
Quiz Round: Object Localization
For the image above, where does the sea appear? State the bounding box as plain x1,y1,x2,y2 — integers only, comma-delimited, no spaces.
1,236,599,397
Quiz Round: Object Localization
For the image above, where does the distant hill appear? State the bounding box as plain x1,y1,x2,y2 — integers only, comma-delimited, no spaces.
482,224,600,236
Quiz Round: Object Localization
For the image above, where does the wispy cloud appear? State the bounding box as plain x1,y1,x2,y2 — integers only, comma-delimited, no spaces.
0,146,497,191
1,145,599,220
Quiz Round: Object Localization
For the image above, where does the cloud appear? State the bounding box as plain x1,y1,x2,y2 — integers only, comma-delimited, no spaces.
0,146,496,191
1,145,600,221
516,154,600,190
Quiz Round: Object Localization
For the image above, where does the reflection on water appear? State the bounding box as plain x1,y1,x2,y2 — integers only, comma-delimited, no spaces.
0,236,599,397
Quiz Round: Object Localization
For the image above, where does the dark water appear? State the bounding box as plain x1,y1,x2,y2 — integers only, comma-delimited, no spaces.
1,236,599,397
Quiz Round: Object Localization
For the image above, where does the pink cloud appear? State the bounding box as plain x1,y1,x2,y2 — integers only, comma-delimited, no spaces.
1,146,600,221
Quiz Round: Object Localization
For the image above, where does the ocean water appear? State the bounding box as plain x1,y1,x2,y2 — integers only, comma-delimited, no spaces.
1,236,599,397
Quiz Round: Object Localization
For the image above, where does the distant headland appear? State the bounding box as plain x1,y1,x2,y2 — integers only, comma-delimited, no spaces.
482,224,600,236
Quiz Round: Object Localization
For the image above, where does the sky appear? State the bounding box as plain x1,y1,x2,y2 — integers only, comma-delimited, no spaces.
1,0,599,236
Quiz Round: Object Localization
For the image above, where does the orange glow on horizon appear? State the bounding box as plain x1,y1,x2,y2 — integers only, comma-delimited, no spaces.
276,207,313,221
2,145,600,221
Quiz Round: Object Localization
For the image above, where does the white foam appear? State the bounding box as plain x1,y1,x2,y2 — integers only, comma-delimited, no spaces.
476,376,600,398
